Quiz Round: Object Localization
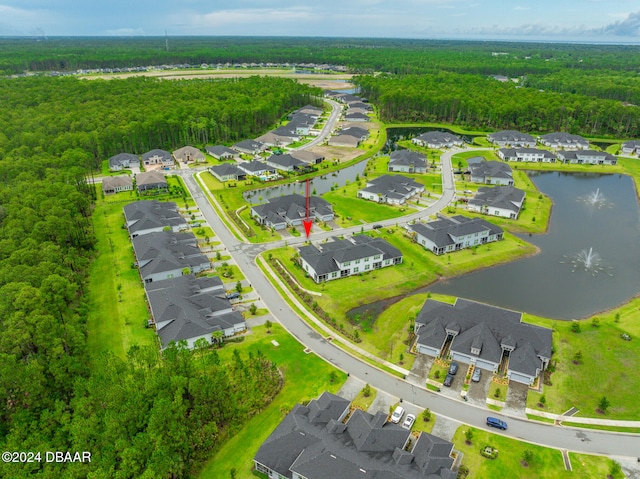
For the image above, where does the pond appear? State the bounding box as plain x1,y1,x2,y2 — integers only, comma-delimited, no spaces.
243,161,367,205
426,171,640,319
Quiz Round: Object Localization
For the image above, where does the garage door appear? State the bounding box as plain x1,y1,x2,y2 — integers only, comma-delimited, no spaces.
451,352,471,364
475,359,497,372
508,371,533,385
417,345,439,357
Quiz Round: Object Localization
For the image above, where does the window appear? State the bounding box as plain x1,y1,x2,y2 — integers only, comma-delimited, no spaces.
355,259,360,264
331,272,338,278
365,264,370,270
354,267,359,273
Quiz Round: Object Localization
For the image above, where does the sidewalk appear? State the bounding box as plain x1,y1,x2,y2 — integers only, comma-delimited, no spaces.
526,408,640,427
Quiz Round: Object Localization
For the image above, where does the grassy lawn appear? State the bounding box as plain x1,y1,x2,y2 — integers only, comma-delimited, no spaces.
452,426,616,479
525,300,640,419
86,200,157,360
266,227,535,359
196,324,345,479
351,384,378,411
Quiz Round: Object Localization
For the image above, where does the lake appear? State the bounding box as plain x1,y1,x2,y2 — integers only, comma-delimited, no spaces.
427,171,640,319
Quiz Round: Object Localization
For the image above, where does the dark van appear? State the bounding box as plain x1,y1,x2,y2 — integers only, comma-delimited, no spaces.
486,417,507,430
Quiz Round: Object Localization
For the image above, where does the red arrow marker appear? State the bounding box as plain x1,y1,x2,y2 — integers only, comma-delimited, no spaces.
303,219,313,238
304,178,312,238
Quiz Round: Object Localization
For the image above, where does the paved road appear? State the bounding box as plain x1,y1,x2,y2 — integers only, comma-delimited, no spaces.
176,135,640,459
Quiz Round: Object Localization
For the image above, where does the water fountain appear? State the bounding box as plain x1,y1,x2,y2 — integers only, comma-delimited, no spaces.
562,247,613,276
580,188,610,208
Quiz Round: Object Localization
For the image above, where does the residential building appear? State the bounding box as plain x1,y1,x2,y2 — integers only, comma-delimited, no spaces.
254,392,456,479
233,139,266,155
468,159,514,185
468,186,525,219
538,132,589,150
487,130,536,148
290,149,325,165
408,215,504,255
102,175,133,195
135,170,168,193
142,149,174,168
209,164,246,182
498,148,557,163
256,131,296,148
123,200,187,238
173,146,205,164
298,235,403,283
412,131,463,149
132,231,209,283
556,150,618,165
251,193,334,230
146,274,246,349
621,140,640,155
265,154,309,172
340,126,369,141
344,112,370,122
415,298,552,385
108,152,140,172
328,133,361,147
237,160,277,177
205,145,240,160
388,150,428,173
358,175,424,205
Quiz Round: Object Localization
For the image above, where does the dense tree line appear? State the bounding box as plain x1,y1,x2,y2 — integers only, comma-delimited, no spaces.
0,75,320,166
0,74,308,477
356,72,640,138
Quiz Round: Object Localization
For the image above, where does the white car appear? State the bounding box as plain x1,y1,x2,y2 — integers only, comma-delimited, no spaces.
390,406,405,424
402,413,416,430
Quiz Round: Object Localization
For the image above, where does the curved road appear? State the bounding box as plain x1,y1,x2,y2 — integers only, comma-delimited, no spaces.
177,124,640,458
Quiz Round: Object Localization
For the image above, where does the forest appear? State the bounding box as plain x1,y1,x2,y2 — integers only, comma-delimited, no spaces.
2,36,640,477
0,74,316,478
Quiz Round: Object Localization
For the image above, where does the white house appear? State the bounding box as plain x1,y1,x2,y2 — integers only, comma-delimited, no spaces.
556,150,617,165
498,148,557,163
468,186,525,219
358,175,424,205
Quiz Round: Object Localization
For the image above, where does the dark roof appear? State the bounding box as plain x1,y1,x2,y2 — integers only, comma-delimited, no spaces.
102,175,133,190
557,150,617,162
123,201,186,234
238,160,275,174
469,160,513,180
142,149,172,161
409,215,503,248
254,392,456,479
290,150,325,163
299,235,402,276
345,112,369,120
339,126,369,139
132,231,209,280
233,139,265,151
108,152,140,169
267,154,307,170
487,130,535,143
499,148,557,160
389,150,427,168
622,140,640,149
469,186,525,213
539,132,588,146
205,145,238,157
416,298,552,377
146,274,243,348
360,175,423,198
209,163,245,178
252,194,333,222
414,131,461,144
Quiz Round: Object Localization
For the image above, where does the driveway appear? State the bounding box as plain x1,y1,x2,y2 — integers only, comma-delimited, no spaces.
406,354,432,387
504,381,529,417
466,369,492,406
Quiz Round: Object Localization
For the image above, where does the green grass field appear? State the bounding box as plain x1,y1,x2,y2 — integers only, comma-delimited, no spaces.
452,427,617,479
86,201,157,360
196,324,345,479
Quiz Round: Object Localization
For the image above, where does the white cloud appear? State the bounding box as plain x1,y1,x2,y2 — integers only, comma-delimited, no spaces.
193,7,314,27
104,27,146,36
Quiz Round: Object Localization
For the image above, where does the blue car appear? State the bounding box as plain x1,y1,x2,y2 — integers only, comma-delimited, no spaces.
448,361,459,375
486,417,507,430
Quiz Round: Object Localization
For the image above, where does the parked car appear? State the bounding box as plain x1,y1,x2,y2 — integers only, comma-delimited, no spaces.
472,368,482,382
226,291,241,300
486,417,508,430
448,361,459,375
443,374,454,387
390,406,405,424
372,224,383,229
402,414,416,430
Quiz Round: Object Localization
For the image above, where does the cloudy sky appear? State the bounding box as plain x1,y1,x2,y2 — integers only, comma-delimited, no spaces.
1,0,640,43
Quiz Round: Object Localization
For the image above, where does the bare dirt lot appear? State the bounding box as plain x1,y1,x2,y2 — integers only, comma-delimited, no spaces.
82,69,354,90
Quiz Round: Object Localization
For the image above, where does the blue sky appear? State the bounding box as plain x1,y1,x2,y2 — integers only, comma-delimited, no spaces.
1,0,640,42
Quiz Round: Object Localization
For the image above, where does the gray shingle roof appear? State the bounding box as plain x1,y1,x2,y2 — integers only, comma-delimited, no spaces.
468,186,525,213
487,130,535,143
252,194,333,223
209,163,245,179
267,154,308,170
123,200,187,235
414,131,461,145
360,175,423,198
254,392,456,479
409,215,503,248
539,132,588,147
132,231,209,280
469,160,513,180
205,145,238,157
389,150,427,168
416,298,552,378
142,149,172,162
108,152,140,169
